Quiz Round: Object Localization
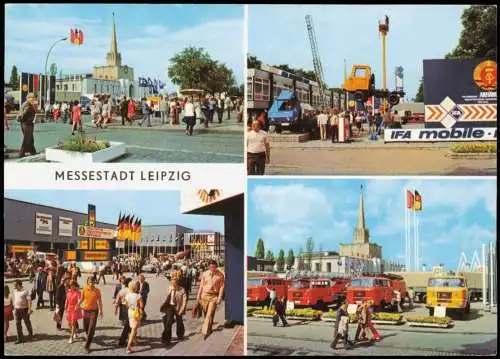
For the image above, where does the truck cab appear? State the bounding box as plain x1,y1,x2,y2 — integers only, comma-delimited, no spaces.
288,278,334,310
247,277,291,307
346,274,408,311
426,273,470,316
268,90,302,131
330,278,350,303
343,65,376,102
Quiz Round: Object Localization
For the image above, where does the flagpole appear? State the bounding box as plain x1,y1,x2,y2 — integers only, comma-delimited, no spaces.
404,188,408,271
413,187,416,272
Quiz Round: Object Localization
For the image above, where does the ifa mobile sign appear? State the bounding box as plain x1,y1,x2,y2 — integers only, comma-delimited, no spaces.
385,59,497,142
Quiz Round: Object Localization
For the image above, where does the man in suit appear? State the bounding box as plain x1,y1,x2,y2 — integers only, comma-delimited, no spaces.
17,93,38,158
34,267,48,309
138,274,150,321
161,274,187,344
120,96,129,126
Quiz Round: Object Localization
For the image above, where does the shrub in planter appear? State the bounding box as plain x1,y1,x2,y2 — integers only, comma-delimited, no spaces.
253,308,275,316
406,316,451,325
372,312,403,322
247,307,259,314
451,143,496,153
322,310,357,322
58,134,111,153
286,309,323,318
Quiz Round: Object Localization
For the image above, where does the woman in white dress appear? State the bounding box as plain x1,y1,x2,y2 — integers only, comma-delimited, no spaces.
124,281,143,354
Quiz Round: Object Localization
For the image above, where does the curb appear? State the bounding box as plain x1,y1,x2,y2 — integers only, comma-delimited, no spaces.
446,153,497,160
84,123,244,135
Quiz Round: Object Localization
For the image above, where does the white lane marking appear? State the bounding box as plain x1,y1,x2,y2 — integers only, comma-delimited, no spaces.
126,145,244,158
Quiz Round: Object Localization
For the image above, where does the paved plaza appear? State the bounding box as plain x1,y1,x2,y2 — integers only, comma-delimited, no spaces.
4,272,243,356
4,115,243,163
247,302,497,356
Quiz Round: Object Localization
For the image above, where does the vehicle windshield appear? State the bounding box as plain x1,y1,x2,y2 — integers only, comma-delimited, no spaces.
279,100,294,111
247,279,263,287
291,280,310,289
354,68,367,77
351,278,375,287
428,278,465,288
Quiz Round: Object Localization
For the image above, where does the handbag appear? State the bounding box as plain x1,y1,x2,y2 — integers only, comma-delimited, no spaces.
191,300,202,319
133,306,143,321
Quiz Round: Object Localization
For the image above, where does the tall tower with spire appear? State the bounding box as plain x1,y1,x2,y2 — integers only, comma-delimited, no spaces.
353,185,370,244
106,12,122,67
340,184,382,259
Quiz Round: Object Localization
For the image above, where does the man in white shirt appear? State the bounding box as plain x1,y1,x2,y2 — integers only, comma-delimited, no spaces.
317,110,329,141
224,97,232,120
247,120,270,175
97,262,107,285
60,102,68,123
13,280,33,343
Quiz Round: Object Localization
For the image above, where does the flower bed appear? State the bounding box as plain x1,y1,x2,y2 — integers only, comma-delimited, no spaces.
60,137,111,152
247,307,259,316
372,312,405,325
321,310,357,323
252,308,322,320
450,143,496,153
406,316,453,328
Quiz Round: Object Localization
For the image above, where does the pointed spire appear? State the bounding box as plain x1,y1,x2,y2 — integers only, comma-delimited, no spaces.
357,185,366,230
111,12,118,54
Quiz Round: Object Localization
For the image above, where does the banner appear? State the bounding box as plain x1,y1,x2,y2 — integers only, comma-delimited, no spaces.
82,251,109,261
58,216,73,237
35,213,53,235
9,245,34,253
423,59,496,129
77,225,115,239
115,241,125,249
384,127,496,142
94,240,110,250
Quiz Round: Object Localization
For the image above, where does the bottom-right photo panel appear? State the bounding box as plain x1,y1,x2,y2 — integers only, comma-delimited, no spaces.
246,177,497,356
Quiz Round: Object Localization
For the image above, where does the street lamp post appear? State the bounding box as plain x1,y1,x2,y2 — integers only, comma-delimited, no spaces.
44,37,67,106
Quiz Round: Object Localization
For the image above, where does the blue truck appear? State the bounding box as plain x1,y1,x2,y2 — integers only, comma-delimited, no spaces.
268,90,319,133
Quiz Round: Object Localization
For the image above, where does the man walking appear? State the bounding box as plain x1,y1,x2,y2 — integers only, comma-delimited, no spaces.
208,95,217,123
266,287,277,309
120,96,129,126
13,279,34,344
139,98,152,127
331,301,353,350
216,95,224,123
97,262,106,285
196,260,225,340
138,274,150,321
17,93,38,158
273,296,288,327
92,262,98,283
34,267,47,309
161,274,187,344
247,120,270,175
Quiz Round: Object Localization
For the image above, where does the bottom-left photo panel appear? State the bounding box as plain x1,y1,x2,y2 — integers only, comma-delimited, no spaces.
3,187,244,356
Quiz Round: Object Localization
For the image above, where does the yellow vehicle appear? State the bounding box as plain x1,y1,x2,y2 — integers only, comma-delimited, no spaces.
426,273,471,316
343,65,375,102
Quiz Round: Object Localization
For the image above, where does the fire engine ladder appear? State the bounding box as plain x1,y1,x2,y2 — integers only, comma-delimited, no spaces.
305,15,328,109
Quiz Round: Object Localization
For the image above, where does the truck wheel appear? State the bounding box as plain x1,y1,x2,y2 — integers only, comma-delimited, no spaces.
275,124,282,134
428,307,434,316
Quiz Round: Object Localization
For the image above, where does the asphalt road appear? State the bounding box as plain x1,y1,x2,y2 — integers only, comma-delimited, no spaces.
4,116,243,163
247,302,497,356
3,272,240,356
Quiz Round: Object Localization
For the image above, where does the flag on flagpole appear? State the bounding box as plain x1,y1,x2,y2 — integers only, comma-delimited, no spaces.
136,219,142,241
414,190,423,211
124,214,131,240
406,190,415,210
117,212,123,240
130,217,136,241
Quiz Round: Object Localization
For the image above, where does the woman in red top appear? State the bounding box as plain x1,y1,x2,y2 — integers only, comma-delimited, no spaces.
127,100,135,124
71,100,81,135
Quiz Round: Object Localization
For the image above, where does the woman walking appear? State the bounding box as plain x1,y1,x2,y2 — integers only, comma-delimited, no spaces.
47,265,56,311
71,100,81,135
124,281,143,354
127,99,135,125
65,280,83,344
101,98,110,129
79,276,103,353
55,276,69,330
114,277,132,348
4,285,14,342
184,97,196,136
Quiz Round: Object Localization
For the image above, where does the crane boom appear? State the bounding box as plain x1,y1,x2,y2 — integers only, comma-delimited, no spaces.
305,14,327,109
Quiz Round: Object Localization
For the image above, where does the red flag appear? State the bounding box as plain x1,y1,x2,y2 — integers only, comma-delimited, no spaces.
414,190,422,211
78,30,84,45
70,29,75,44
33,74,39,94
74,29,79,45
406,190,414,209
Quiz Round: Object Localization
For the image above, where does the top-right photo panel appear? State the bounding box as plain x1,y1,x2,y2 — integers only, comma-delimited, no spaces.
246,5,497,176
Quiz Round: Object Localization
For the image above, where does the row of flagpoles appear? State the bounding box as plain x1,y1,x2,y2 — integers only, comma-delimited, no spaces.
405,189,423,272
116,212,142,241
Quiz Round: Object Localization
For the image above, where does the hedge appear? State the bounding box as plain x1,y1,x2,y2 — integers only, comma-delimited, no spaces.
372,312,403,322
450,143,496,153
58,137,111,153
406,316,451,325
253,308,322,318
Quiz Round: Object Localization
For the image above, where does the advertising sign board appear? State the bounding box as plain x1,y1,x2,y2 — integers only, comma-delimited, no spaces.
94,240,110,250
77,225,115,239
35,213,53,235
58,217,73,237
81,251,110,261
77,240,89,250
65,250,77,261
9,245,34,253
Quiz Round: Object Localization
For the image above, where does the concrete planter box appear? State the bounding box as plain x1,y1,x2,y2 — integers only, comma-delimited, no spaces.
46,141,126,163
287,316,321,321
322,317,357,323
253,314,273,319
372,319,406,325
408,322,453,328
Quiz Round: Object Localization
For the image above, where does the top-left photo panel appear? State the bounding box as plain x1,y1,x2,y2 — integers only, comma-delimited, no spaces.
4,3,245,163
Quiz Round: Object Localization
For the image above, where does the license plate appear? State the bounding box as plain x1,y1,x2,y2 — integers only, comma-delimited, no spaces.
438,292,452,299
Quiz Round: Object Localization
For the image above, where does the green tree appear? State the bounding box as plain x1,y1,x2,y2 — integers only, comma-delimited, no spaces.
255,238,265,259
247,54,262,69
265,250,275,261
277,249,285,272
9,65,19,89
168,46,235,94
286,249,295,269
445,5,497,59
415,77,424,102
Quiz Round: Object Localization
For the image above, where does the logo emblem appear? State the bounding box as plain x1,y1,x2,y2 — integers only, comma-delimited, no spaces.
78,226,86,236
473,60,497,91
448,105,464,121
197,189,221,204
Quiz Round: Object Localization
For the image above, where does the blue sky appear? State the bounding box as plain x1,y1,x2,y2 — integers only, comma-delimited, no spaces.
5,4,244,92
247,178,496,270
4,189,224,232
248,4,468,101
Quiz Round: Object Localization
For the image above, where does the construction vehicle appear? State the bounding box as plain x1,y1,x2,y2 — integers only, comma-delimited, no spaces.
346,273,408,311
426,272,476,317
305,15,328,109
